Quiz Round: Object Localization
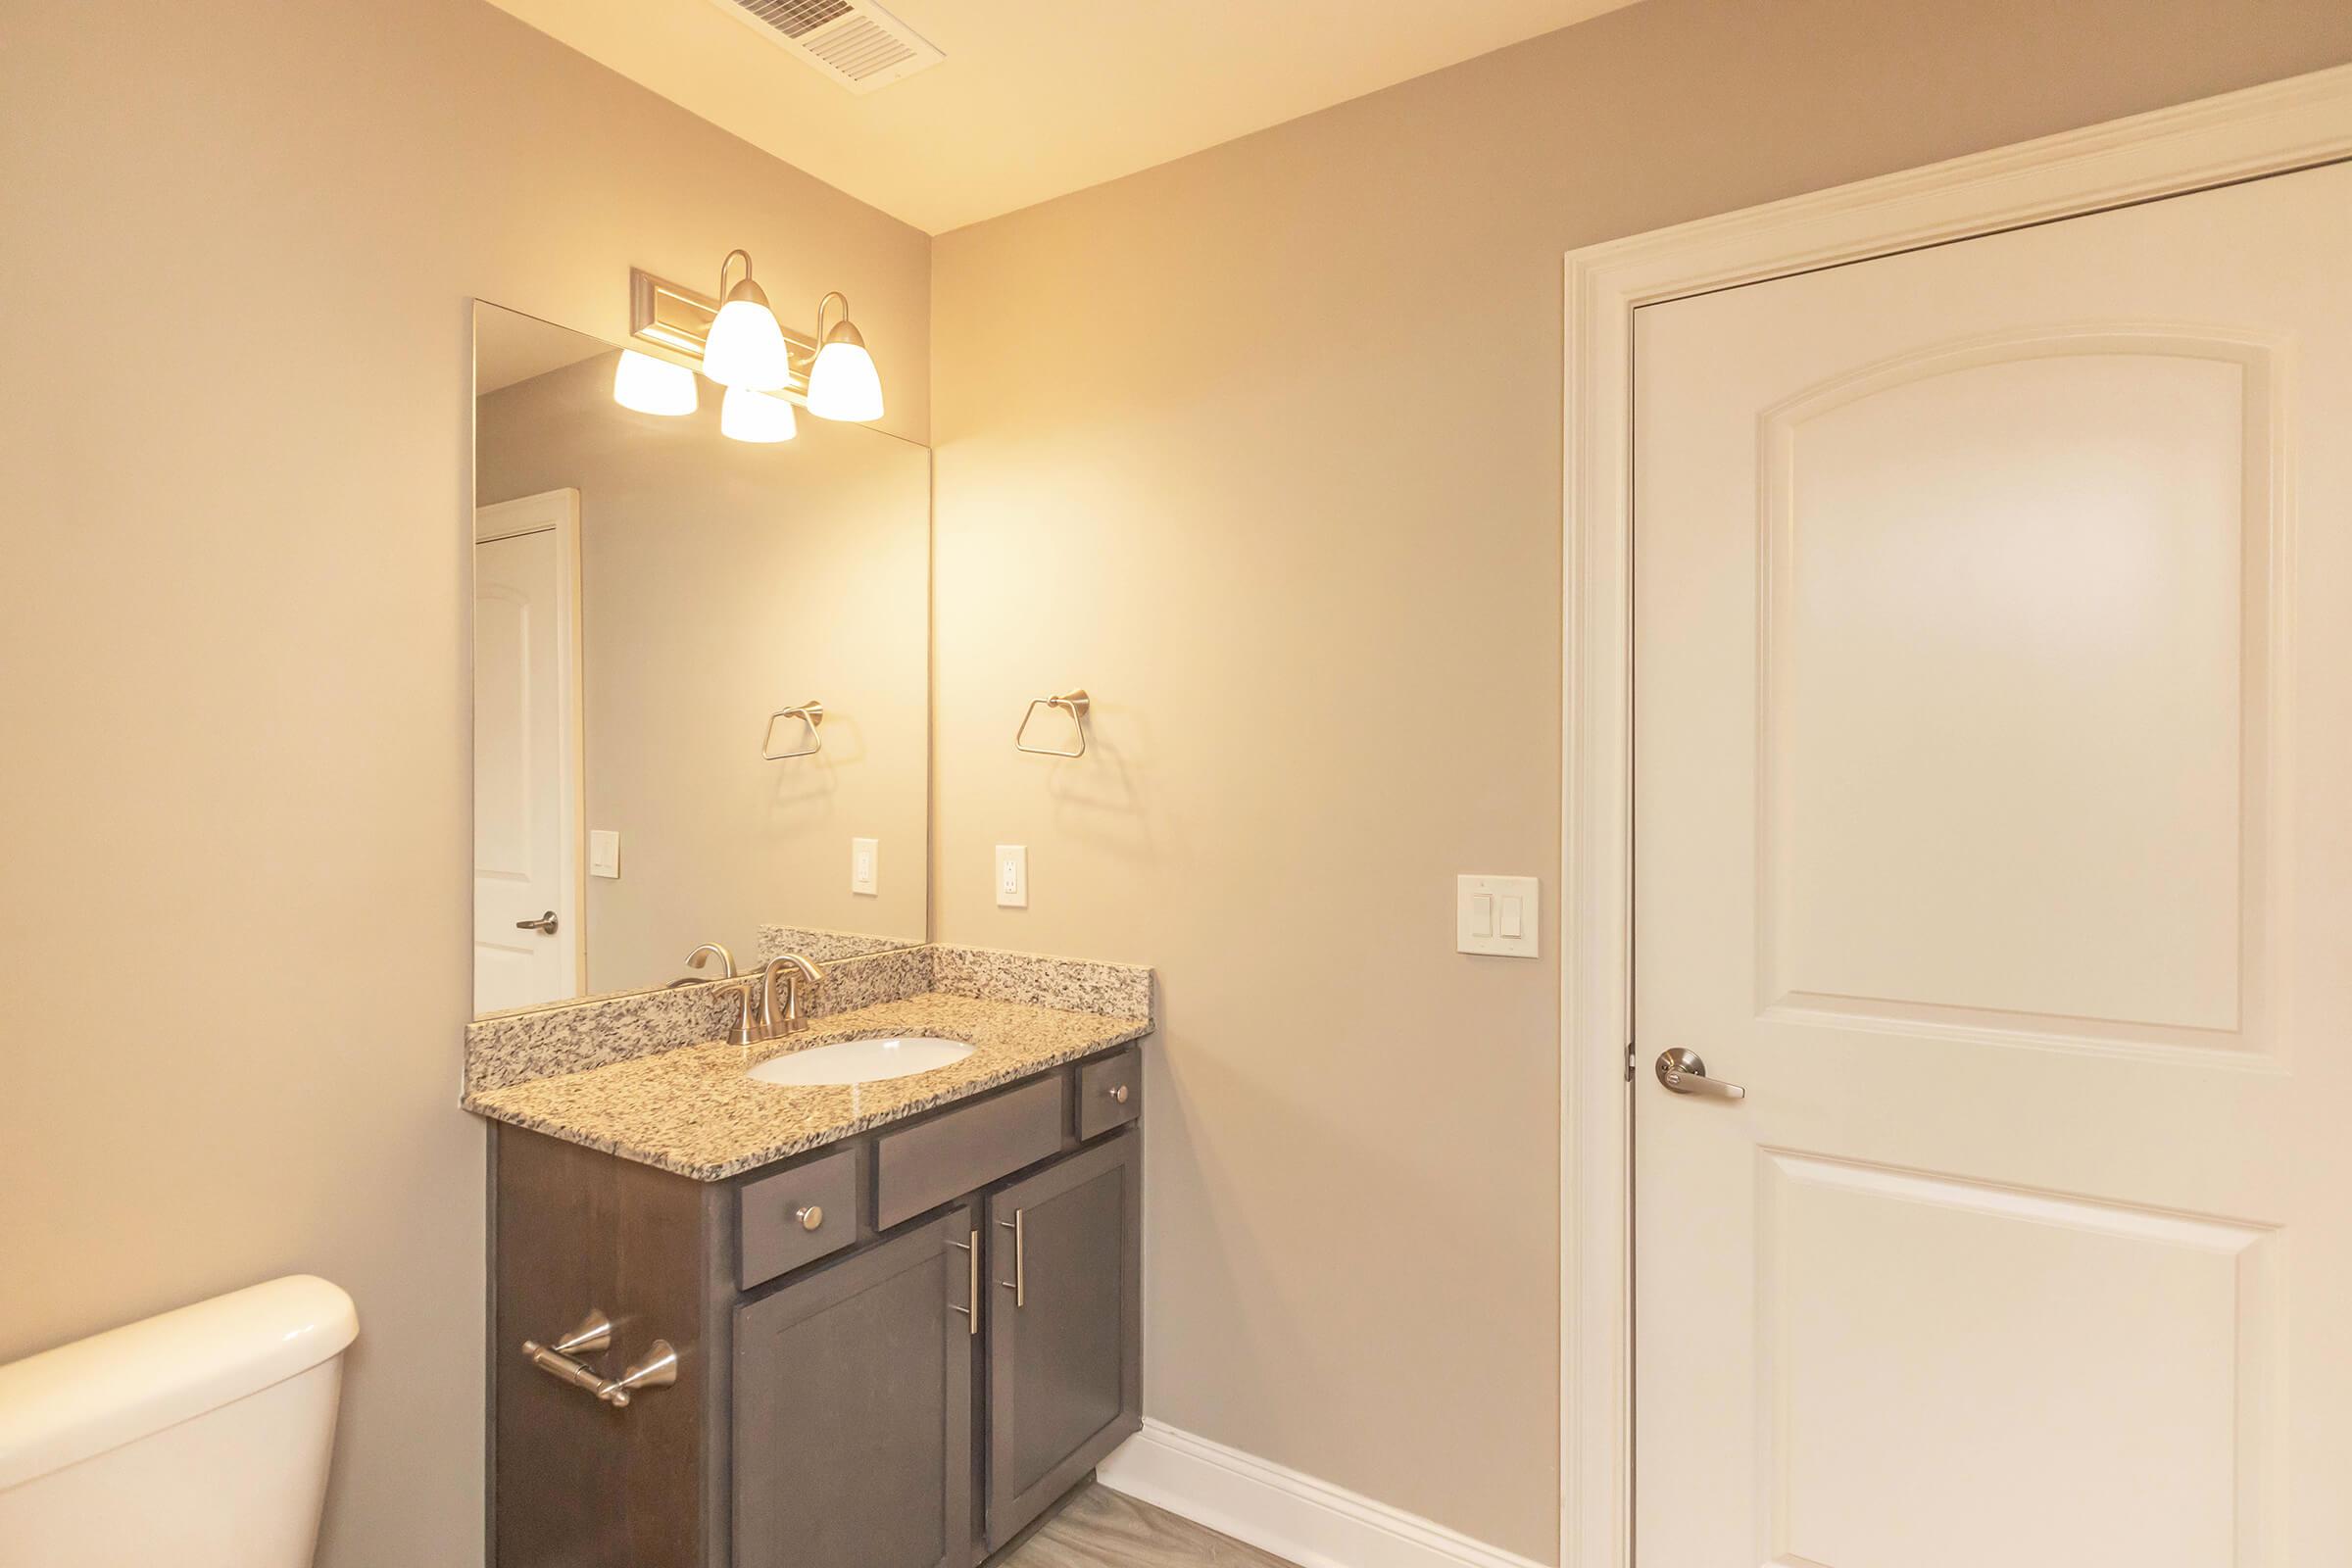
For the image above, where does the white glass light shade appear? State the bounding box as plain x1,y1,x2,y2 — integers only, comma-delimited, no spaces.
807,338,884,422
720,385,798,444
702,286,794,390
612,350,698,416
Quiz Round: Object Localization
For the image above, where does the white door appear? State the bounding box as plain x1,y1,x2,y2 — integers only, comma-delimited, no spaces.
1633,162,2351,1566
473,489,582,1013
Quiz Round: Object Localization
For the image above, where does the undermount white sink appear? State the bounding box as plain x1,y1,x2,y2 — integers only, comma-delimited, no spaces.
746,1036,973,1088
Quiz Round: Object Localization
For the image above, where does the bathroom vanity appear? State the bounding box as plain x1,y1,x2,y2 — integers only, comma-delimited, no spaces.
470,967,1150,1568
463,301,1149,1568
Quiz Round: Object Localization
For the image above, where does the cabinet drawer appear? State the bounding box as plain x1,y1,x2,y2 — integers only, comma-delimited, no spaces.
1074,1050,1141,1142
875,1077,1064,1231
740,1148,859,1291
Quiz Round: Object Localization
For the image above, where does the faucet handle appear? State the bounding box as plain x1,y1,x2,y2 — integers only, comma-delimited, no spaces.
720,975,763,1047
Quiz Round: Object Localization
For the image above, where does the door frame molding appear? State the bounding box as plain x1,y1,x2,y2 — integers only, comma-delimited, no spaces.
1558,62,2352,1568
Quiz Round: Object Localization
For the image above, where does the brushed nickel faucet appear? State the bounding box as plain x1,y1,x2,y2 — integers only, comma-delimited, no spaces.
760,953,827,1038
684,943,760,1047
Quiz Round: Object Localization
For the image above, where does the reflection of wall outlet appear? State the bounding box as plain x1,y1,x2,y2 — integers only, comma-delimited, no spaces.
851,837,878,897
588,830,621,879
995,845,1028,908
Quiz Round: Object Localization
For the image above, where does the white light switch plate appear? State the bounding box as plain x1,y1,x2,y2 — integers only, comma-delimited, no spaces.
1458,874,1538,956
995,845,1028,908
588,830,621,879
851,837,878,896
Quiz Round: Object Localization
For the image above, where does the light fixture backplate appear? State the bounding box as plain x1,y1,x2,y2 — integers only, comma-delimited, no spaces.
629,268,816,398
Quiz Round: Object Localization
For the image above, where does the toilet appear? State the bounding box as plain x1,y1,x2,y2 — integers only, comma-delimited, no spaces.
0,1275,359,1566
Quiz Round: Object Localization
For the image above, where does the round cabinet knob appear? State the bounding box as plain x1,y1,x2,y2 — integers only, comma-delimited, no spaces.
794,1204,824,1232
1106,1084,1130,1104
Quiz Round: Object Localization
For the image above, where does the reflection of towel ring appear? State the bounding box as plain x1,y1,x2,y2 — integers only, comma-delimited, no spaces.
762,701,825,760
1015,690,1090,758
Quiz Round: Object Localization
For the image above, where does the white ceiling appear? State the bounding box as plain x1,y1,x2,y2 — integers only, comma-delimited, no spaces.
489,0,1647,234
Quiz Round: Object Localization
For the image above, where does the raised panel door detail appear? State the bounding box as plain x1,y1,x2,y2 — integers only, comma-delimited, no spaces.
734,1210,974,1568
984,1131,1142,1549
1632,160,2352,1568
1759,1152,2274,1568
1757,333,2277,1052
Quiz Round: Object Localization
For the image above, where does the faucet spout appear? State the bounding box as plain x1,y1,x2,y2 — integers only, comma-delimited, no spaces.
760,953,827,1037
684,943,737,979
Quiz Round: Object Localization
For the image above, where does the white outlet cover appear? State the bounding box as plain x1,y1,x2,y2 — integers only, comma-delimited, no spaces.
851,837,878,896
995,845,1028,908
1457,874,1538,956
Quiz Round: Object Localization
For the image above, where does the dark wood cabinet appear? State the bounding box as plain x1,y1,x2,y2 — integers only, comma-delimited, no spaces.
490,1047,1144,1568
983,1134,1143,1550
734,1207,975,1568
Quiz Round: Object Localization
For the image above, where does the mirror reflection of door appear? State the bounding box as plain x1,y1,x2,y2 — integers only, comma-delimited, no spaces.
472,489,583,1013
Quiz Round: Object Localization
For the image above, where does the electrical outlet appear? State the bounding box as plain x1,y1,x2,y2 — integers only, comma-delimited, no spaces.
995,845,1028,908
851,837,878,896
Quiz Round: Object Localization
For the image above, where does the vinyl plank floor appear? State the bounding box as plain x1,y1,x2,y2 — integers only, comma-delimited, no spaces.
996,1484,1298,1568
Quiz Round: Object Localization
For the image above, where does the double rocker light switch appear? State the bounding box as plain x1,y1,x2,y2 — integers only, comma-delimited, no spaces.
1457,874,1539,957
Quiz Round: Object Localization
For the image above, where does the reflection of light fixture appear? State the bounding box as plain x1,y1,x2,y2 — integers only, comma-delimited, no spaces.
807,291,884,422
701,249,792,390
612,349,697,416
720,385,797,444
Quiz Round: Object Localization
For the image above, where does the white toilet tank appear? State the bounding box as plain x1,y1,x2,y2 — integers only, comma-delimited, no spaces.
0,1274,359,1568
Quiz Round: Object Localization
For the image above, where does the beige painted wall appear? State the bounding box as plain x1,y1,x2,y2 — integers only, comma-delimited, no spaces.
477,350,930,996
0,3,925,1563
927,0,2352,1557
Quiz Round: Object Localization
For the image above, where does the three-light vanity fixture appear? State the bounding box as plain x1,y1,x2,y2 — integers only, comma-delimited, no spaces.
611,249,885,441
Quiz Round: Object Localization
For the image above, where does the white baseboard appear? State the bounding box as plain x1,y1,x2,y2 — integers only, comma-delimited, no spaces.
1095,1419,1553,1568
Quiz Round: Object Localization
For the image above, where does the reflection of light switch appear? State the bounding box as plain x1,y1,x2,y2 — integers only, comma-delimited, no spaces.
1457,874,1538,956
851,838,878,896
996,845,1028,908
588,830,621,879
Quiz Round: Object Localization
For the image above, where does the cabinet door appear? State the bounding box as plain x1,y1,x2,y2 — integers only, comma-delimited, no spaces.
983,1129,1143,1548
734,1207,976,1568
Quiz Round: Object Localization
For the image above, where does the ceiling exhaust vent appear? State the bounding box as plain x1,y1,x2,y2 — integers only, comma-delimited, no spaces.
710,0,945,94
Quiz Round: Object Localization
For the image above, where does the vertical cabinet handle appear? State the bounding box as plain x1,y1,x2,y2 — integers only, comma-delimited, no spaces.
947,1227,979,1335
997,1209,1026,1307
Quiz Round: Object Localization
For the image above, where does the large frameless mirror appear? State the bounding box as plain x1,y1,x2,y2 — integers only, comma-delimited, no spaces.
470,301,928,1017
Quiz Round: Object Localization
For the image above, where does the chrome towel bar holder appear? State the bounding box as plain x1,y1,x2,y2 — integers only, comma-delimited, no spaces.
1015,689,1090,758
762,700,824,760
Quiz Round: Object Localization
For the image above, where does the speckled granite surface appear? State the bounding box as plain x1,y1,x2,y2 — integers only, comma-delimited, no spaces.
932,945,1153,1019
465,944,1151,1095
464,993,1150,1181
465,945,936,1094
756,925,921,964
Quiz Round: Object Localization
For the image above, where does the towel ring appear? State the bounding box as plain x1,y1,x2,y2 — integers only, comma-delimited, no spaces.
1015,690,1090,758
762,701,825,760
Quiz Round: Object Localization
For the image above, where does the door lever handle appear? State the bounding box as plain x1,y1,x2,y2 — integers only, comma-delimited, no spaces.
515,910,559,934
1655,1048,1744,1100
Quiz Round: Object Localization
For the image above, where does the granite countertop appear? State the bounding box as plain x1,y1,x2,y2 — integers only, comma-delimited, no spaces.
462,991,1151,1182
